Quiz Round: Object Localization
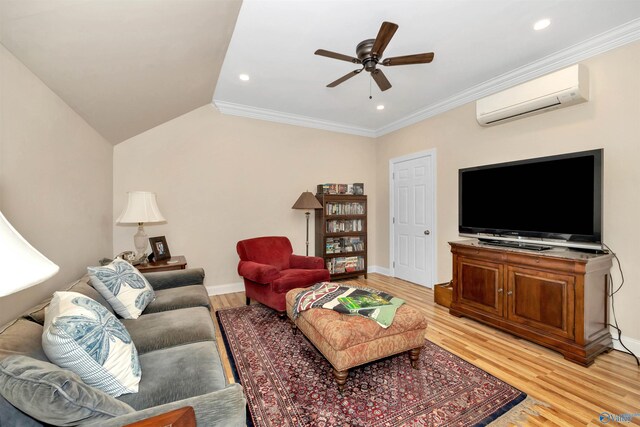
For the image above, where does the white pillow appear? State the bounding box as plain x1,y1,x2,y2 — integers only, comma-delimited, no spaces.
42,292,141,397
88,258,155,319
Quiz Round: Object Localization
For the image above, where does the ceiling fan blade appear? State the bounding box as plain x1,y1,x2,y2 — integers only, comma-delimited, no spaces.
371,21,398,58
315,49,361,64
327,69,363,87
371,69,392,91
382,52,435,66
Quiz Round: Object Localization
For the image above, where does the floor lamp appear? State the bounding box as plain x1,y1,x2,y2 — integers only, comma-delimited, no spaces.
292,191,323,256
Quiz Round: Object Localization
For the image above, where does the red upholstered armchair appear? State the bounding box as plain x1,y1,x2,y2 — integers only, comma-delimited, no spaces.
236,236,330,313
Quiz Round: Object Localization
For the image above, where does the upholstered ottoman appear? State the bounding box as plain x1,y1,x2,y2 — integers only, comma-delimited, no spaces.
285,287,428,390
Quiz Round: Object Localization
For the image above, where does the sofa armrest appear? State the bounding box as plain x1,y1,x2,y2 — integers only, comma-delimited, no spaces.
142,268,205,291
290,254,325,270
238,261,279,284
83,384,246,427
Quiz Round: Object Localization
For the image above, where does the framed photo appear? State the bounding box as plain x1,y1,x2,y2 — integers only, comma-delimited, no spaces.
149,236,171,261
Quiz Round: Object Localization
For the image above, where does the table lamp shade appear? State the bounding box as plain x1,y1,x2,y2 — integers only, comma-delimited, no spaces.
116,191,166,224
292,191,322,210
0,211,59,297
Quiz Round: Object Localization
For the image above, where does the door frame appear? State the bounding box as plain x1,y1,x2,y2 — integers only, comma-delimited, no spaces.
389,149,437,288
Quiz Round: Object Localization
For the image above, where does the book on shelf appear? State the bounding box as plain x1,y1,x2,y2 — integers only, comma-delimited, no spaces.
317,183,365,195
326,256,365,274
326,219,363,233
325,202,365,216
325,237,363,254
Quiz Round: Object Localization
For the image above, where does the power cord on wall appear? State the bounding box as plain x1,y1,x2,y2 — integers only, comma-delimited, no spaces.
602,242,639,366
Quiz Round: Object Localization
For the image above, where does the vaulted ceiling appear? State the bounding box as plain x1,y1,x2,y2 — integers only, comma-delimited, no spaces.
2,0,640,144
0,0,242,144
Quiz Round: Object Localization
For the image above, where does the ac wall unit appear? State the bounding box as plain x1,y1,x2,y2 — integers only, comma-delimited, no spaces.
476,64,589,126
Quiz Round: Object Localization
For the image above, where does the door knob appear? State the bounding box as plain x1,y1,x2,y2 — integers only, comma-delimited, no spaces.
424,230,430,235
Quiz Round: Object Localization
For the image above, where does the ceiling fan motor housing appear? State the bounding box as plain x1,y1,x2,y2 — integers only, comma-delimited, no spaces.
357,39,378,71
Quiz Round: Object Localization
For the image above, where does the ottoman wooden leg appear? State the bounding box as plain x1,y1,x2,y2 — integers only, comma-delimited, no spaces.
333,369,348,391
409,347,421,369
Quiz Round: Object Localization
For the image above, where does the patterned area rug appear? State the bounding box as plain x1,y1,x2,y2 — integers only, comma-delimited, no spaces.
217,305,538,427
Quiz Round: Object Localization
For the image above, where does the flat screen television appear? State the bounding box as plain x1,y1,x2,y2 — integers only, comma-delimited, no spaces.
458,149,603,250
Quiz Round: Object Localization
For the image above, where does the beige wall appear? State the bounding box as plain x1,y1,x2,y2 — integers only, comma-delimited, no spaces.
375,41,640,342
0,45,113,326
113,105,376,289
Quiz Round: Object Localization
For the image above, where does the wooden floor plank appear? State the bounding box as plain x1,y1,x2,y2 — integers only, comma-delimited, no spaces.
210,274,640,426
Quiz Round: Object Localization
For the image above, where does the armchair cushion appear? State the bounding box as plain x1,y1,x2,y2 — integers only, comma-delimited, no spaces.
236,236,293,271
272,269,330,294
290,254,325,270
237,261,279,284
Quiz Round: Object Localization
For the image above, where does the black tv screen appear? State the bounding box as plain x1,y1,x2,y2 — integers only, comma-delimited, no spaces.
458,149,602,244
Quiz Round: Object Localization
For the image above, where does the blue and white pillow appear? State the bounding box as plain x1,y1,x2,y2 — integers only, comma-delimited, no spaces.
88,258,155,319
42,292,141,397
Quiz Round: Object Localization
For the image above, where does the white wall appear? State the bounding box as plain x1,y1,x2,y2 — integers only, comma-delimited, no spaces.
113,105,376,291
0,45,113,326
375,41,640,345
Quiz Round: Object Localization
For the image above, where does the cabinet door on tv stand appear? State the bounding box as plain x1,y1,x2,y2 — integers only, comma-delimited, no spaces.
456,257,504,317
506,266,575,340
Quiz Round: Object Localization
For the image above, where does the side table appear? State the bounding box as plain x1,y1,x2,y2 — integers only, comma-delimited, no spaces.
123,406,195,427
136,255,187,273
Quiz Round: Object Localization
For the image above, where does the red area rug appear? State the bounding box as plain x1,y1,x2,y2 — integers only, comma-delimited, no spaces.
217,305,536,427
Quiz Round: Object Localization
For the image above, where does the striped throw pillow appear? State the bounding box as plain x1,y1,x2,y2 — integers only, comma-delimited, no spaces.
42,291,141,397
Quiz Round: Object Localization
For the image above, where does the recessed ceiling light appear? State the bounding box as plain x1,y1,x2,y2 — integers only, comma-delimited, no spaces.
533,18,551,31
238,74,250,81
377,104,385,110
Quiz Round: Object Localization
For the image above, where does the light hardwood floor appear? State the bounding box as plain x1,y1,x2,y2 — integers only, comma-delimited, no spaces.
210,273,640,426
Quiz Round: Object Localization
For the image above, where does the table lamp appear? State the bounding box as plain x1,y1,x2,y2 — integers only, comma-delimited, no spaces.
116,191,166,258
292,191,323,256
0,210,59,296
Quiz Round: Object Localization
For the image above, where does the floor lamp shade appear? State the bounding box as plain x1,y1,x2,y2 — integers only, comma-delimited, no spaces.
292,191,323,256
291,191,323,211
0,211,59,297
117,191,166,257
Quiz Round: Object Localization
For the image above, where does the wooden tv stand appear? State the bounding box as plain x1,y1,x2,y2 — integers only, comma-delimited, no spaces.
449,240,613,366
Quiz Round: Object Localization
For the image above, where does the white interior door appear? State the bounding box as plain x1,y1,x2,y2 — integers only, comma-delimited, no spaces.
391,151,435,287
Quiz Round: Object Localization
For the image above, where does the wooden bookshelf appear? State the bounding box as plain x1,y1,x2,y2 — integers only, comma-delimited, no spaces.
315,192,367,279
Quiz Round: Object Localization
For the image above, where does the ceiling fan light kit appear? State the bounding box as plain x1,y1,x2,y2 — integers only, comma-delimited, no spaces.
315,21,434,92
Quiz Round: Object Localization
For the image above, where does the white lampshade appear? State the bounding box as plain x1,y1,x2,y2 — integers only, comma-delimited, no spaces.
116,191,166,224
116,191,166,258
0,211,59,297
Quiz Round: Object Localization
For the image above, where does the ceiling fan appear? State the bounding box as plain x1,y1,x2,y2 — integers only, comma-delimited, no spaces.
315,21,434,92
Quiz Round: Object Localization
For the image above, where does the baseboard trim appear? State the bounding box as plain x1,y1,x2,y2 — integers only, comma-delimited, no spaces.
206,282,244,296
367,265,391,276
611,331,640,360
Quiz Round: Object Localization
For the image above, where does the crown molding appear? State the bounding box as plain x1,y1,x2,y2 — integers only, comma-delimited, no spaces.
213,100,376,138
214,18,640,139
375,17,640,137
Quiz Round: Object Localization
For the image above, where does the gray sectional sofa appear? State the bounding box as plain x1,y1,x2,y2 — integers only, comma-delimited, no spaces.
0,268,246,426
